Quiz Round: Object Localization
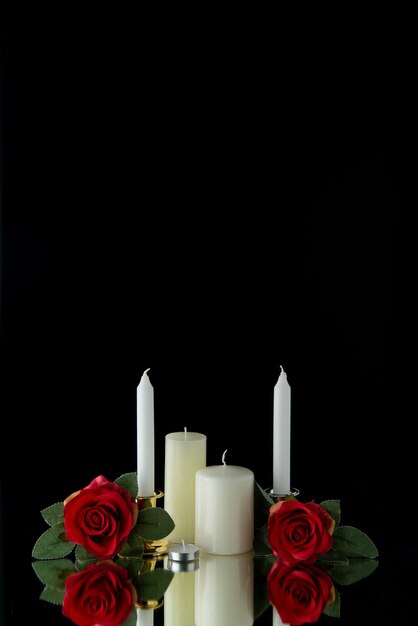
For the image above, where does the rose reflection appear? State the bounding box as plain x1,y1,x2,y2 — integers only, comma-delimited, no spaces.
34,553,176,626
62,561,137,626
267,560,335,626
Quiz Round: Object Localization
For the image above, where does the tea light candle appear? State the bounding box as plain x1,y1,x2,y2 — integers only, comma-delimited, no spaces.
164,429,206,543
195,451,254,555
168,540,200,562
195,551,254,626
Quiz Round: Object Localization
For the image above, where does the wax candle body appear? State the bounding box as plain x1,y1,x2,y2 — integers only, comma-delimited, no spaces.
195,464,254,555
273,367,291,494
164,431,206,543
137,370,154,497
195,552,253,626
164,567,197,626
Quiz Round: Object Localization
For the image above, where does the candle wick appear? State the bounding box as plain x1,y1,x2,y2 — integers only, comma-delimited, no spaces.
182,539,185,549
184,426,187,438
222,449,227,465
280,364,284,373
144,367,151,375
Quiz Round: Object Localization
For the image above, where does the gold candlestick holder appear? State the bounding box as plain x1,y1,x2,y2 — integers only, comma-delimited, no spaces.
136,490,171,558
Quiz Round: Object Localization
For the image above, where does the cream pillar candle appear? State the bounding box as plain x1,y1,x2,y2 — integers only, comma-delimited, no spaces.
273,366,291,495
195,452,254,555
195,551,253,626
164,430,206,543
164,564,197,626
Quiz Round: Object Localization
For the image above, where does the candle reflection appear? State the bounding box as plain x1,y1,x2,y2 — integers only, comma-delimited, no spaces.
136,607,153,626
195,551,253,626
273,609,289,625
164,561,198,626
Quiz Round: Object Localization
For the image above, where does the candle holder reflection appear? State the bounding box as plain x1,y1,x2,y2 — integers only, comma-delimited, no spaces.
136,597,163,610
133,554,170,612
136,490,171,558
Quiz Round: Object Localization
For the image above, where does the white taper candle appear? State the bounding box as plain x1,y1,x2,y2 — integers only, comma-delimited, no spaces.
137,368,154,496
273,365,291,495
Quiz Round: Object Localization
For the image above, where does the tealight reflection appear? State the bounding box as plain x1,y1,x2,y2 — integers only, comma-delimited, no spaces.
195,550,254,626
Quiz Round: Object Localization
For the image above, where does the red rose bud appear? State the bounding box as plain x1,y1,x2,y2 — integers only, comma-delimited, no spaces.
64,475,138,560
268,560,335,626
267,500,335,564
62,561,137,626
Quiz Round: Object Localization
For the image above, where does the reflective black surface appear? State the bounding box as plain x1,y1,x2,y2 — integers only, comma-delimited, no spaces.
1,10,413,625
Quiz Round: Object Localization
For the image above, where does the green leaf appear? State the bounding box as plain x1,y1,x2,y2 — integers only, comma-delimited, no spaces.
254,482,274,529
323,589,341,618
75,544,97,563
253,554,277,578
331,558,379,585
115,472,138,499
41,502,64,527
320,499,341,527
39,585,65,605
253,526,273,557
118,526,144,558
32,559,76,589
32,523,75,559
137,569,174,600
137,507,175,541
122,608,137,626
317,549,349,565
76,559,97,571
332,526,379,559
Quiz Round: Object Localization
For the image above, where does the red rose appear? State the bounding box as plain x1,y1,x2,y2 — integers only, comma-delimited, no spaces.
62,561,137,626
64,475,138,559
268,560,335,626
267,500,335,564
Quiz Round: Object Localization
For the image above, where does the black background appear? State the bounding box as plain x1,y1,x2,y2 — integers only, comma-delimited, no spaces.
0,7,414,625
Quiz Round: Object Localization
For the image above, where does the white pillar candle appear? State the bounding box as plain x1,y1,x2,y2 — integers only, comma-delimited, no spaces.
273,366,291,495
195,452,254,555
164,430,206,543
137,369,154,497
195,552,253,626
164,564,197,626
